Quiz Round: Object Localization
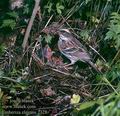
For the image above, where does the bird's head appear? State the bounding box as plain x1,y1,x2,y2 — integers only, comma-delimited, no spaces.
58,29,71,41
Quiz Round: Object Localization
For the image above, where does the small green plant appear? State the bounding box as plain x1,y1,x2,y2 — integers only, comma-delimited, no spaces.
92,93,120,116
44,2,64,14
6,11,19,19
56,3,64,14
0,44,6,55
23,4,29,14
44,34,52,44
0,11,18,30
44,2,53,13
0,19,16,30
105,12,120,50
80,29,90,41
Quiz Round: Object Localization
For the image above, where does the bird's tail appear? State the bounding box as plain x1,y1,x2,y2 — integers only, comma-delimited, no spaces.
88,61,101,74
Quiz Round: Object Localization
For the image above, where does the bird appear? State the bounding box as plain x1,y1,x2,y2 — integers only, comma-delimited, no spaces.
57,29,100,73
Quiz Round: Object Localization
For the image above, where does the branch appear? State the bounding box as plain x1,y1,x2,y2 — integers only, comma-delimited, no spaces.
22,0,41,51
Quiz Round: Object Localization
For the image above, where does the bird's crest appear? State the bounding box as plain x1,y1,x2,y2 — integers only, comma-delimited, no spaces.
59,29,71,33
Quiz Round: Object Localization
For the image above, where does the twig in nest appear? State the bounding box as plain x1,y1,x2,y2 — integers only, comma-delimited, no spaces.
31,73,51,81
32,53,45,66
51,68,84,80
40,15,54,34
22,0,41,51
44,15,54,29
29,40,39,67
51,68,71,76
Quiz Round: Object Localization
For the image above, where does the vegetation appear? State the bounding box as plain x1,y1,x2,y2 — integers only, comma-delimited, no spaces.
0,0,120,115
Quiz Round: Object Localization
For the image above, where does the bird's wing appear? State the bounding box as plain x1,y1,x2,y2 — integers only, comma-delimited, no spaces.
70,34,91,56
58,39,91,62
70,35,87,51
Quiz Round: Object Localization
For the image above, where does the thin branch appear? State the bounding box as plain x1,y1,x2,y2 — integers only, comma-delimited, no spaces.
22,0,41,51
51,68,84,80
31,73,51,81
41,15,53,31
28,40,39,67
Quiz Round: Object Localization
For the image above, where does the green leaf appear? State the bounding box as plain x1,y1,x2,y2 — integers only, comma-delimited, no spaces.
45,35,52,44
7,11,19,19
77,99,103,111
79,101,96,110
23,4,29,14
57,9,62,14
80,30,89,40
115,36,120,49
104,31,114,40
10,88,16,94
0,19,16,29
104,12,120,49
0,44,6,55
44,3,53,13
56,3,64,14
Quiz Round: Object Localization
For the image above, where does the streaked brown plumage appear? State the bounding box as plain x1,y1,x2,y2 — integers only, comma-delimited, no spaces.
58,29,100,73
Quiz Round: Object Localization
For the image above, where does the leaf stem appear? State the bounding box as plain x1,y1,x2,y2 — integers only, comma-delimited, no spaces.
110,49,120,66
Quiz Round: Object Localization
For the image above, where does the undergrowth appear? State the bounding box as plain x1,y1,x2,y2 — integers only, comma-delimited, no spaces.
0,0,120,115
